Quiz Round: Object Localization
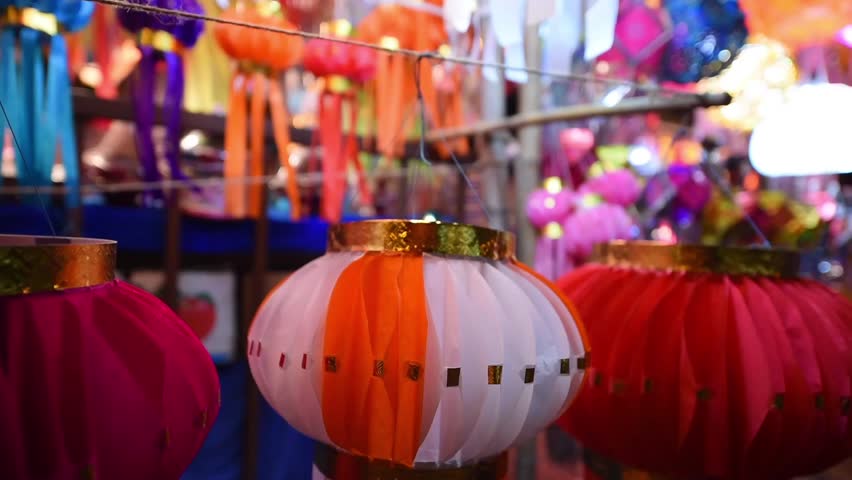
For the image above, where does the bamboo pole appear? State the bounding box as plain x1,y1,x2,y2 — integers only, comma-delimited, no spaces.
426,92,732,142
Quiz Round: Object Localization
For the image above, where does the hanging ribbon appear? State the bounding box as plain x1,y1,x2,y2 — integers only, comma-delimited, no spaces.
2,2,91,207
215,6,303,220
223,73,248,217
117,0,205,203
304,30,377,223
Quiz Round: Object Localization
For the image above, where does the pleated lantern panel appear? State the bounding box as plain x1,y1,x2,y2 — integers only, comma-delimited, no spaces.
0,235,221,480
557,241,852,480
249,220,590,471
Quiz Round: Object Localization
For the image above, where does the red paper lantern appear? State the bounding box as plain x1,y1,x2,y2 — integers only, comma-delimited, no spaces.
557,241,852,479
0,235,220,479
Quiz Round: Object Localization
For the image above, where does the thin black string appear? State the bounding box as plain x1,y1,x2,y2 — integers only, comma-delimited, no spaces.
94,0,694,97
700,150,772,247
410,53,492,225
0,99,57,236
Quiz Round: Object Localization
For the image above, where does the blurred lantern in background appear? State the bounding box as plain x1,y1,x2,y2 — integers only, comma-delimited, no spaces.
249,221,589,475
558,241,852,480
0,235,220,479
117,0,205,203
214,1,304,219
662,0,748,84
749,83,852,177
739,0,852,51
597,0,670,78
527,177,575,229
560,128,596,165
699,36,798,132
303,19,376,223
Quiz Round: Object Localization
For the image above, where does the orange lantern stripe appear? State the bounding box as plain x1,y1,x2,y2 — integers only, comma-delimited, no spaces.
321,253,428,465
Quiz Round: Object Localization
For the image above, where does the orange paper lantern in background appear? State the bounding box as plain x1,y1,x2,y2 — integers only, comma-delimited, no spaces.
214,4,304,220
355,4,451,160
739,0,852,50
557,241,852,479
248,220,589,475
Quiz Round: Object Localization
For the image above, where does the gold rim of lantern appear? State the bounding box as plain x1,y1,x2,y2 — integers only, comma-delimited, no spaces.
594,241,801,278
328,220,516,260
314,443,508,479
0,235,116,296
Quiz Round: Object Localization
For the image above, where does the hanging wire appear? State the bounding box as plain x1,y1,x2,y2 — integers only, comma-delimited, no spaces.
0,100,57,236
94,0,696,97
409,53,493,226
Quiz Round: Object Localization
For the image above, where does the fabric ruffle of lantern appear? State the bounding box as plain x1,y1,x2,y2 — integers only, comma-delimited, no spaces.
662,0,748,84
580,169,642,207
117,0,205,203
214,5,303,220
557,242,852,479
248,221,589,468
596,1,669,78
303,23,376,223
355,4,451,160
739,0,852,51
0,0,93,207
0,236,220,479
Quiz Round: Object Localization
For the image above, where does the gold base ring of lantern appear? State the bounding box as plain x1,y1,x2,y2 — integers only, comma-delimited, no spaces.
313,444,509,480
0,234,116,295
327,220,517,261
593,240,801,278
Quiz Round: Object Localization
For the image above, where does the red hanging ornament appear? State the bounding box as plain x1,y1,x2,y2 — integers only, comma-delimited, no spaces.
0,235,220,479
557,241,852,479
303,21,376,223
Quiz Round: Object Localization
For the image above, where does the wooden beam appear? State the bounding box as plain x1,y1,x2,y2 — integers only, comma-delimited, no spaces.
427,92,733,142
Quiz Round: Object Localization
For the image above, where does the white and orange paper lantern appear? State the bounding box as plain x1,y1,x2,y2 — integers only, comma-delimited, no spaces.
248,220,589,475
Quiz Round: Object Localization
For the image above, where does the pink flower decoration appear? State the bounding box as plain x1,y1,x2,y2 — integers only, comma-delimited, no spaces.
562,203,635,260
580,169,642,207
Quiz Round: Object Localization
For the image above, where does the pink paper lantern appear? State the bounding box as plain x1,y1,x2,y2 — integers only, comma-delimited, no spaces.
562,201,635,260
580,169,642,207
527,188,575,228
559,128,595,165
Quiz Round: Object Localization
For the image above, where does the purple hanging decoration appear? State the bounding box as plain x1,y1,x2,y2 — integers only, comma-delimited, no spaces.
118,0,204,204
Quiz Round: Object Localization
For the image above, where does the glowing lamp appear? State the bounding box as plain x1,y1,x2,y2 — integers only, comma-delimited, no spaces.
249,220,589,474
749,83,852,177
0,235,220,479
558,241,852,479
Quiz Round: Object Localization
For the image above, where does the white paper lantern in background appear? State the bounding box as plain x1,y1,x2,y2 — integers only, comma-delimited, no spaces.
749,83,852,177
248,220,589,474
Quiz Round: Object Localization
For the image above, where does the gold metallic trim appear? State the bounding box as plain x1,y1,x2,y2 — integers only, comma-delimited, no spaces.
446,367,461,387
327,220,516,261
325,356,338,373
0,235,116,296
593,241,801,278
5,7,59,35
406,362,421,381
314,443,508,479
815,393,826,410
373,360,385,378
487,365,503,385
139,28,185,54
523,366,535,384
559,358,571,375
